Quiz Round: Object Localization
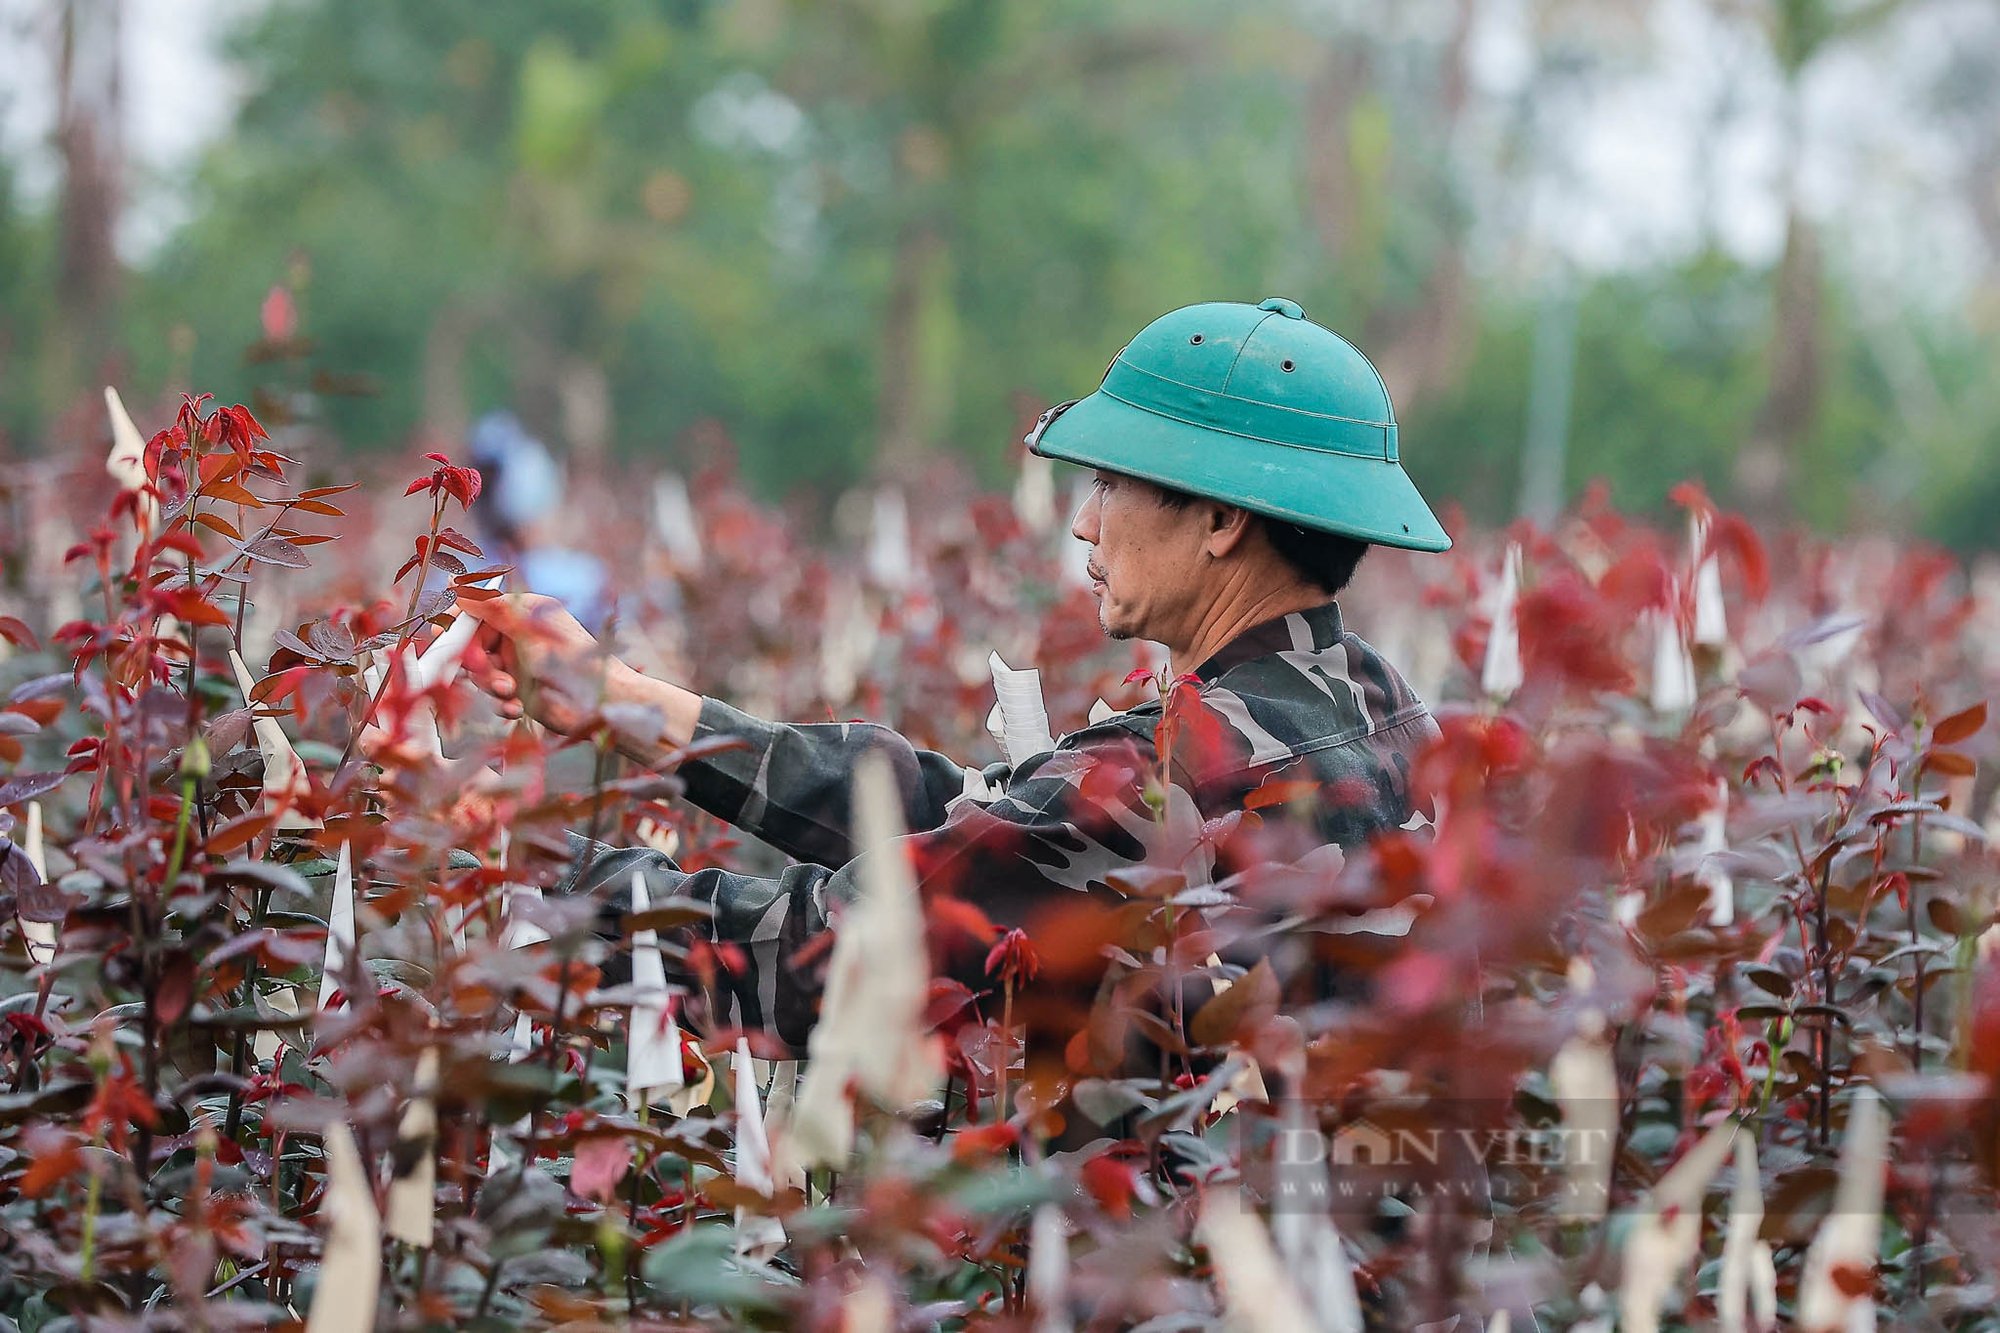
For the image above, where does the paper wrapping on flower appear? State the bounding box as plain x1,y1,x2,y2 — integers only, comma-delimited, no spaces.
230,649,320,830
1797,1088,1886,1332
1717,1135,1777,1333
626,870,686,1110
317,841,356,1012
104,386,159,531
385,1047,440,1248
782,752,942,1168
1650,607,1697,714
1619,1118,1739,1333
22,801,54,966
1194,1187,1319,1333
987,651,1057,766
305,1122,381,1333
653,472,706,571
1481,542,1524,700
1692,515,1729,648
731,1037,787,1259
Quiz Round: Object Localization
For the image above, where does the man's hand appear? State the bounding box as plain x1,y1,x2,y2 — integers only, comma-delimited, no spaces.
457,591,703,757
457,591,625,737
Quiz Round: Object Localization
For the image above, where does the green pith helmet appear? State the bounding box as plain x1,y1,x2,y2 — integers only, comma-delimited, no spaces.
1027,297,1451,552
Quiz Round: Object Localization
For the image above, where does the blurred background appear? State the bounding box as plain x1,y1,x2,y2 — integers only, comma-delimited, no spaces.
1,0,1997,544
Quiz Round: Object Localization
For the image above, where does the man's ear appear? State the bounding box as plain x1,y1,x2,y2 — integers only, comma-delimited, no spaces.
1203,504,1255,559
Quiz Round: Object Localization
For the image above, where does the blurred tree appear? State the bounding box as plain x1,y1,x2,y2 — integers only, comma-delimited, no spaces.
129,0,1291,492
1721,0,1913,518
2,0,1996,550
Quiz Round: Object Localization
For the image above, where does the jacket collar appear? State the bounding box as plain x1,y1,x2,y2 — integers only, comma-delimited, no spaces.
1190,600,1344,684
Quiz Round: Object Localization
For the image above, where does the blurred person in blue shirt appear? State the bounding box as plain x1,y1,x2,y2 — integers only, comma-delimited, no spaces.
466,411,611,632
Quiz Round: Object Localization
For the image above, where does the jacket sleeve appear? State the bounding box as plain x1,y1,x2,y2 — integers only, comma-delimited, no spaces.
562,837,843,1054
564,720,1162,1056
672,696,1002,867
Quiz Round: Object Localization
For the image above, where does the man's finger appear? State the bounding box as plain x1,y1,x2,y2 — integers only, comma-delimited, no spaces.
455,590,523,634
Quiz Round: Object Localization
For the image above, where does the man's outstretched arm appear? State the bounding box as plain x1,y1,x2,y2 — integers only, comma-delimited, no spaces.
458,591,992,863
563,721,1161,1056
563,836,839,1053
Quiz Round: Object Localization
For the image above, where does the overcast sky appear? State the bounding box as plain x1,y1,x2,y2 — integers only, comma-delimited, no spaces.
0,0,1990,302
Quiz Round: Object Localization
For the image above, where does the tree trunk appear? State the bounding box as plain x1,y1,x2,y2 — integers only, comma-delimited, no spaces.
49,0,126,408
1301,45,1370,268
874,220,947,475
1355,0,1480,413
1734,208,1822,518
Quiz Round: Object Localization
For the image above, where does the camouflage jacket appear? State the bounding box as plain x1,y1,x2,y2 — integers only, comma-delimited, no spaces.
564,600,1438,1054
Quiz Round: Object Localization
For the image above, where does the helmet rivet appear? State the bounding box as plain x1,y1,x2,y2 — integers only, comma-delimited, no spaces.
1281,360,1295,373
1190,333,1204,345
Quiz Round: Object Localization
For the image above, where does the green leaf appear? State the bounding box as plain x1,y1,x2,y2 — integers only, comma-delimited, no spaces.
639,1227,793,1314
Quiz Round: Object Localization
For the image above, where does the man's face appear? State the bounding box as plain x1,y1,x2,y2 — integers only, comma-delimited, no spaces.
1069,469,1215,646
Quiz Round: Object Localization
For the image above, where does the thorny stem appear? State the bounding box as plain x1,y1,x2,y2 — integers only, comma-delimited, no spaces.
474,944,581,1320
1815,857,1833,1149
223,882,276,1142
1908,756,1927,1070
78,1147,104,1283
331,491,455,778
997,979,1014,1123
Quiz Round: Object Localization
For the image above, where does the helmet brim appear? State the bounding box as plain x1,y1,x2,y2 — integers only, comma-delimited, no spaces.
1030,389,1452,553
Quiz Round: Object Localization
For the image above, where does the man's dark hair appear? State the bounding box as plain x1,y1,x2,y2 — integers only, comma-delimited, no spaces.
1154,483,1369,595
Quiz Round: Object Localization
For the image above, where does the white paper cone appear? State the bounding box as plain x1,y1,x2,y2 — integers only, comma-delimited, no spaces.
653,473,706,571
732,1038,787,1258
414,610,481,690
104,387,158,531
231,650,320,830
1480,543,1524,700
1268,1101,1363,1333
1797,1089,1886,1332
988,652,1057,766
398,646,445,760
784,753,942,1168
1196,1188,1318,1333
1718,1136,1766,1333
625,871,686,1109
866,489,913,591
21,801,55,966
1552,960,1617,1223
385,1047,440,1248
251,983,302,1064
1619,1119,1740,1333
305,1123,381,1333
1013,450,1057,534
1027,1204,1072,1333
486,1011,536,1178
1697,778,1733,926
318,842,356,1012
500,884,551,951
1692,515,1728,648
1650,609,1698,714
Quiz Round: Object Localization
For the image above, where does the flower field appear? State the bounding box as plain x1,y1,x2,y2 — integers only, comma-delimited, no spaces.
3,391,2000,1330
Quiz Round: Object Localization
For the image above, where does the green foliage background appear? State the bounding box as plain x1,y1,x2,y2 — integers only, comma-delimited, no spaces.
5,0,1999,545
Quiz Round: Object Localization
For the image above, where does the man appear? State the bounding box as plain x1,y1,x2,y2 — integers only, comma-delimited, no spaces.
461,297,1451,1056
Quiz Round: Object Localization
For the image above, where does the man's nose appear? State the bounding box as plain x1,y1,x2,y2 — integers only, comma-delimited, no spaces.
1070,487,1100,544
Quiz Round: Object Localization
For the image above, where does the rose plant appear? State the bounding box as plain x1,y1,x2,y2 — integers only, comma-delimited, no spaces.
0,392,1997,1329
